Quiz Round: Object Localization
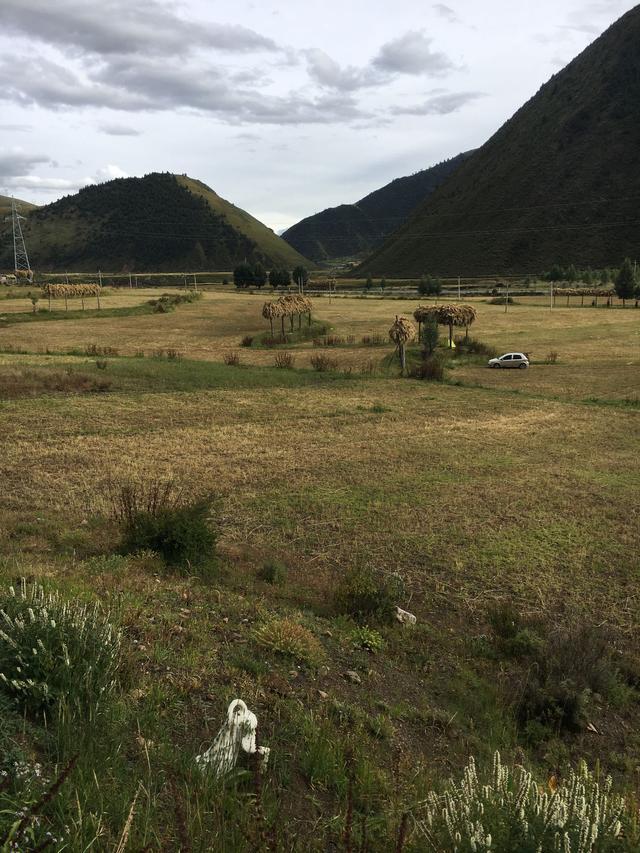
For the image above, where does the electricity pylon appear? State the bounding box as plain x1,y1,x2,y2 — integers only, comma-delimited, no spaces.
9,198,32,278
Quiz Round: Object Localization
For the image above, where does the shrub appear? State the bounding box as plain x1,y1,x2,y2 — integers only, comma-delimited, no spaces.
274,352,295,369
456,337,499,357
409,355,445,381
85,343,119,357
253,618,325,666
223,351,240,366
95,359,108,370
419,751,626,852
0,578,121,715
166,348,182,360
546,351,559,364
310,354,338,372
120,497,218,575
335,566,405,623
257,560,287,585
489,296,516,305
240,335,254,347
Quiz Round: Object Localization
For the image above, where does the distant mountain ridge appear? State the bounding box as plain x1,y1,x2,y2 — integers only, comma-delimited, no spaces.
359,6,640,276
282,153,472,262
0,173,308,272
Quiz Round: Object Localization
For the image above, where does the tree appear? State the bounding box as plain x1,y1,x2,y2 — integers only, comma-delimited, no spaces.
566,264,578,283
421,317,439,355
269,268,290,289
292,265,309,289
615,258,636,306
233,263,254,288
252,263,267,288
365,276,373,291
380,278,386,290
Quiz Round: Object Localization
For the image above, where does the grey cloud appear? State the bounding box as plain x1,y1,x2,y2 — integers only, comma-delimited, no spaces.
0,0,279,57
99,123,141,136
0,52,367,126
432,4,459,23
0,124,32,132
391,91,484,115
303,49,383,91
0,150,52,177
373,31,455,76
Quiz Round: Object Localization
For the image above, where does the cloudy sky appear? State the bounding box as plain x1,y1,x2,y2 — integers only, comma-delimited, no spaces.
0,0,635,231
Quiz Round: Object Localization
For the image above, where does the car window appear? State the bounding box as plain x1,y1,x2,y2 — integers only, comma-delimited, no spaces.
502,355,512,360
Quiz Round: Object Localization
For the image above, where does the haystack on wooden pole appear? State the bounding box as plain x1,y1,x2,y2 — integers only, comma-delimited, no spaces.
262,301,275,335
413,306,429,341
388,315,416,374
419,304,476,347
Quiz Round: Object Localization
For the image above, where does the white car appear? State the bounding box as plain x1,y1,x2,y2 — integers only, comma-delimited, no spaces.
488,352,529,369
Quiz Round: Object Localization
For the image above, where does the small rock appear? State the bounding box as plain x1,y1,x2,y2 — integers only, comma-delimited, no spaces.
318,690,329,700
323,629,333,637
344,670,362,684
394,606,417,625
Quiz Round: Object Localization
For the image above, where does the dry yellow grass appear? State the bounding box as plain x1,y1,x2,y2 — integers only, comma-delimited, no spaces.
0,289,638,399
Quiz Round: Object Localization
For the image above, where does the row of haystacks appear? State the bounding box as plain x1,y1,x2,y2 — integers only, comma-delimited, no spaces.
42,284,102,298
262,295,313,334
554,287,614,297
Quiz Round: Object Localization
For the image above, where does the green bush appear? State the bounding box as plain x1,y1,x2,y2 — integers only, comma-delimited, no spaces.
335,566,405,623
351,625,385,653
121,497,218,575
0,579,121,715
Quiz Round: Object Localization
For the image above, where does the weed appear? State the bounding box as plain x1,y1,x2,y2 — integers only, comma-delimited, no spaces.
257,560,287,585
0,579,121,715
85,343,119,357
223,352,241,366
310,354,338,372
409,355,445,381
240,335,254,347
351,625,386,653
95,359,108,370
546,351,560,363
274,352,295,369
253,618,325,667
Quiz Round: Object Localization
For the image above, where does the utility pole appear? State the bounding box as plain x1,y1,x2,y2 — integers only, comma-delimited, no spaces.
505,280,509,314
98,270,102,287
458,276,461,300
550,280,554,310
129,273,132,289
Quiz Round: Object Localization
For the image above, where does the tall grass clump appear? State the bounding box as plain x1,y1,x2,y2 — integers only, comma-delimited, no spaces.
418,751,627,853
0,579,121,715
108,478,219,576
334,566,405,623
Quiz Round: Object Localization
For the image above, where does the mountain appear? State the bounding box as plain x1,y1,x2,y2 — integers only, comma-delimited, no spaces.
281,153,471,262
0,173,308,272
359,7,640,277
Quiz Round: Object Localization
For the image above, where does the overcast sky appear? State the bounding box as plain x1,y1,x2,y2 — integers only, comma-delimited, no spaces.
0,0,635,231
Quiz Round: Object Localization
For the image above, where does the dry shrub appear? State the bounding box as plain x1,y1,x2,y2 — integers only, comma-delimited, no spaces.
0,367,111,397
253,618,325,667
85,343,119,357
240,335,254,347
105,477,185,525
166,348,182,361
335,566,405,623
274,351,295,369
546,351,559,364
310,354,338,372
360,358,376,376
223,351,241,366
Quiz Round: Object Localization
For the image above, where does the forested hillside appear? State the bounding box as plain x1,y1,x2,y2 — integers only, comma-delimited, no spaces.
359,6,640,276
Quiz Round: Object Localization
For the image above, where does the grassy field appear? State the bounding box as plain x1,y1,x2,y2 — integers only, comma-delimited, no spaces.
0,287,638,850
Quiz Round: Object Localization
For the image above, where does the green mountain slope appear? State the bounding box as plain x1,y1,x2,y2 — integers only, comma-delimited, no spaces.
359,6,640,277
282,153,471,262
0,173,309,272
0,194,37,219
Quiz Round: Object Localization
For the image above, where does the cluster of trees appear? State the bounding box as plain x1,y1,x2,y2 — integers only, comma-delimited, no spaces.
544,265,616,285
233,264,309,289
545,259,639,305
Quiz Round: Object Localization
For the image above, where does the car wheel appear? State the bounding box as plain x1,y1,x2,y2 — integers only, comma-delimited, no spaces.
491,363,500,369
519,363,527,369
